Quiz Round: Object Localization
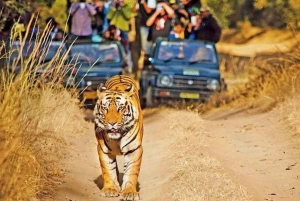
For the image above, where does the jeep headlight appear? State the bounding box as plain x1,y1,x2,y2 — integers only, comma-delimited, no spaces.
207,79,220,91
86,81,92,86
158,75,173,87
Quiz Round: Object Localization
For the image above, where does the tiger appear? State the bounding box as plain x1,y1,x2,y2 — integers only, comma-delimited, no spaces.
93,75,143,201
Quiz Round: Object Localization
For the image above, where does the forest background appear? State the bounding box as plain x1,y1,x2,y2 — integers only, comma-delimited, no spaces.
1,0,299,74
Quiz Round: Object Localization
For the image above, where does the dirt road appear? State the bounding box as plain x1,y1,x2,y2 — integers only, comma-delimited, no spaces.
53,106,300,201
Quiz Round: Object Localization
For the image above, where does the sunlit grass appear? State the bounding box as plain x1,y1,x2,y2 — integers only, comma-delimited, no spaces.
0,17,87,200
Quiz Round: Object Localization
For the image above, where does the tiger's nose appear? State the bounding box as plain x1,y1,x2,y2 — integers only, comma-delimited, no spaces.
108,122,117,129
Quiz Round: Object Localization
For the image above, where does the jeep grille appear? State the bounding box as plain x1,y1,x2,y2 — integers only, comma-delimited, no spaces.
172,76,209,90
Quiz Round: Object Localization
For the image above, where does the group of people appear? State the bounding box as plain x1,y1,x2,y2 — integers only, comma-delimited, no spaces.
0,0,222,71
68,0,222,70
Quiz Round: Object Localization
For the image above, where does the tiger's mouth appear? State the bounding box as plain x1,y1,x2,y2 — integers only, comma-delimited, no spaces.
107,130,122,140
109,128,120,133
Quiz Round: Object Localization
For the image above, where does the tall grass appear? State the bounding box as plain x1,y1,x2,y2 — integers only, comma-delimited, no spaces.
0,17,86,200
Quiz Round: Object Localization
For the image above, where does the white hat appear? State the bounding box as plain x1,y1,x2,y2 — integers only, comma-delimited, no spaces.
200,6,210,12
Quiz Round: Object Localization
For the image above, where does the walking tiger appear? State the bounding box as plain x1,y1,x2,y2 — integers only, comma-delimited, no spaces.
94,75,143,200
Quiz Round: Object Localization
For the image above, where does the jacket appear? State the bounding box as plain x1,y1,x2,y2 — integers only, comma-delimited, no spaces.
107,5,132,32
195,14,221,43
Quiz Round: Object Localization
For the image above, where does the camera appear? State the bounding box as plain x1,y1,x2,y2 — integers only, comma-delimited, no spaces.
116,2,120,9
110,32,115,40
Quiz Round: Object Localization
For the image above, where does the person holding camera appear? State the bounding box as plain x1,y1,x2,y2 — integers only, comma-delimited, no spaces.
69,0,96,40
103,24,127,45
107,0,132,34
107,0,133,71
146,0,174,43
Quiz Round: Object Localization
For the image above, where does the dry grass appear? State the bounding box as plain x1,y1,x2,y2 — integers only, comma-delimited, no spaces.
0,19,87,200
279,94,300,136
162,110,252,201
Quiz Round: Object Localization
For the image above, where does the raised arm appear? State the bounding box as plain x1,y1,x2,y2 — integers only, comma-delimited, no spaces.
161,3,174,18
146,9,160,26
86,3,97,15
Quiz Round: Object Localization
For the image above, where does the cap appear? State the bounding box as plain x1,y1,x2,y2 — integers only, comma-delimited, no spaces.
200,6,210,12
169,0,176,4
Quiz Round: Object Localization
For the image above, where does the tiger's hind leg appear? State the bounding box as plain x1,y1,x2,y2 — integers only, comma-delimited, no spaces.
120,146,143,201
97,144,121,197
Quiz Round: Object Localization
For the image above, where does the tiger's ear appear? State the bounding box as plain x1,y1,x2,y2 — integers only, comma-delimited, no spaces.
125,84,135,96
97,83,106,97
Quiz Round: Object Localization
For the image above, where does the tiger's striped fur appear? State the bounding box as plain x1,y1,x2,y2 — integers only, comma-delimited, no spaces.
93,75,143,200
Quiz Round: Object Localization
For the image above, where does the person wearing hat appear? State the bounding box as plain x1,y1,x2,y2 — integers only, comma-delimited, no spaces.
194,5,222,43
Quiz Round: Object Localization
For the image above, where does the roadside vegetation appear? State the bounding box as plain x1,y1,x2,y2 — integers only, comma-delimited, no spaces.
0,23,87,200
208,30,300,110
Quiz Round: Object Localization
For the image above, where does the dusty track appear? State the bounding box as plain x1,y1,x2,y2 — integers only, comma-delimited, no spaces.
53,106,300,201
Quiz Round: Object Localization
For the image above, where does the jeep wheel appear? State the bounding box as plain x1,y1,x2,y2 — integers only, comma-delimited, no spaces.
139,88,146,109
146,86,154,107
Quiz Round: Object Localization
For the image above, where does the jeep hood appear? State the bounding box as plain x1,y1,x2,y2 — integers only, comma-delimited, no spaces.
76,66,122,77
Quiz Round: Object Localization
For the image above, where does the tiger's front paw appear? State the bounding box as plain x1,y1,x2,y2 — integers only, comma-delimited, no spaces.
100,186,120,197
120,189,140,201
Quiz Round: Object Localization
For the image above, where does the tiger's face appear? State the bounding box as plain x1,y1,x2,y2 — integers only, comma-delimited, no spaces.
94,86,139,140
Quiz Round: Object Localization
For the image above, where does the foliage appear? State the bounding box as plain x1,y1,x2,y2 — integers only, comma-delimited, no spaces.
0,20,85,200
0,1,27,30
1,0,300,31
202,0,233,29
207,0,300,29
37,0,68,31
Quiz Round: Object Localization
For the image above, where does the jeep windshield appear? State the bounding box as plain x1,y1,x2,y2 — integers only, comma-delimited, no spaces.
155,40,217,64
69,43,121,64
